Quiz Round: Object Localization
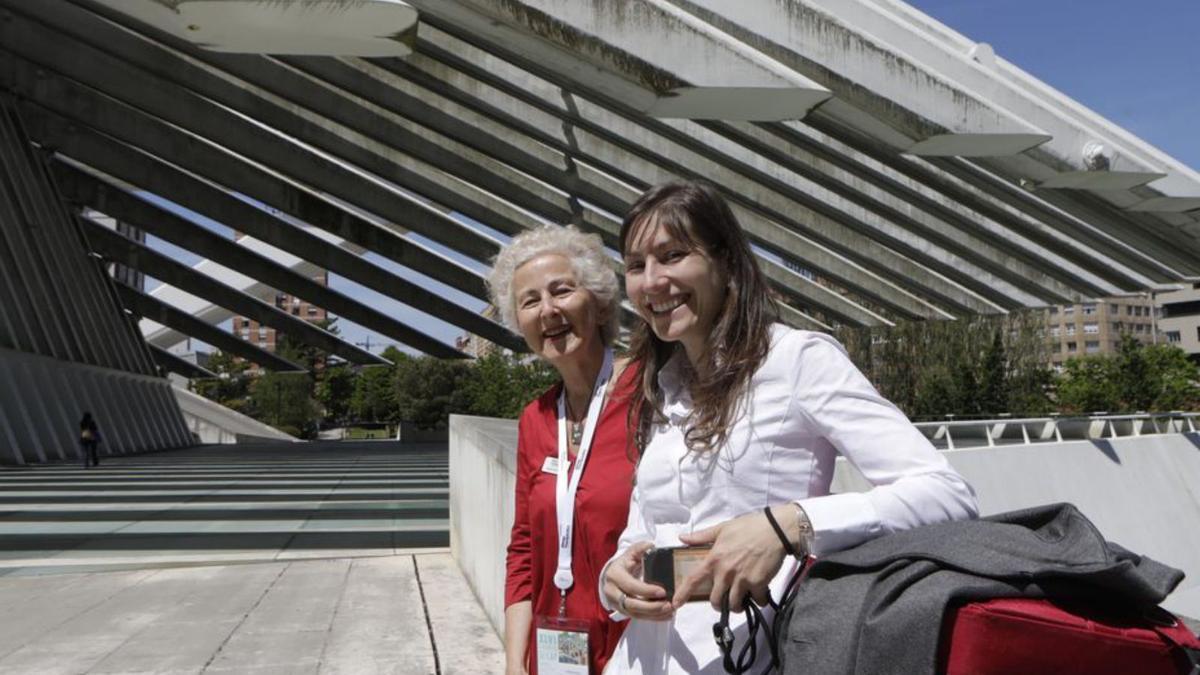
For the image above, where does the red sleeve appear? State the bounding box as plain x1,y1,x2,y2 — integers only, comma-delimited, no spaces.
504,407,535,607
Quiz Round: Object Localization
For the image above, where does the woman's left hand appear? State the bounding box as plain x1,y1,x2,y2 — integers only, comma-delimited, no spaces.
673,505,797,612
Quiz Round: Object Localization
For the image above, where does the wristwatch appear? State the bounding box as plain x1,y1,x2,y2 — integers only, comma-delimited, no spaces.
792,501,815,557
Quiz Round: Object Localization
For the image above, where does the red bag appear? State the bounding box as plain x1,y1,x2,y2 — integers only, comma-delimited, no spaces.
940,597,1200,675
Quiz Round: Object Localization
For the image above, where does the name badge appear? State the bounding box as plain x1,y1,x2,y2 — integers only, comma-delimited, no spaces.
536,616,590,674
542,456,568,475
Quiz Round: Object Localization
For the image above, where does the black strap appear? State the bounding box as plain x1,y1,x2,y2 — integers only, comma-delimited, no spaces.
712,555,813,674
713,592,765,674
763,506,800,558
1149,624,1200,675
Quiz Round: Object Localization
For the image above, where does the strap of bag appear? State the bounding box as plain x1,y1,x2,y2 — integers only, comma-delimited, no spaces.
712,555,813,674
1149,622,1200,675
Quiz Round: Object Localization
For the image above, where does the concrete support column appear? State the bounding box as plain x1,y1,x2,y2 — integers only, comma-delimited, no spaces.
127,377,168,449
36,358,82,459
16,362,68,460
52,369,85,461
0,363,46,463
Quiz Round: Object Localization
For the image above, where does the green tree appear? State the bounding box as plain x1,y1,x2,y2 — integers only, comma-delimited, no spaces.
192,350,251,413
912,369,956,419
838,311,1050,419
1114,334,1156,411
1055,356,1120,413
249,371,320,438
461,352,560,418
1142,344,1200,410
393,356,473,429
351,363,399,423
977,329,1010,415
1006,365,1054,416
316,364,355,425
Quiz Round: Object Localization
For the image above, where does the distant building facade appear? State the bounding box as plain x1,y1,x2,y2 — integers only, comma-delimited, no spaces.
455,305,502,358
1045,296,1158,370
232,270,329,356
1158,283,1200,363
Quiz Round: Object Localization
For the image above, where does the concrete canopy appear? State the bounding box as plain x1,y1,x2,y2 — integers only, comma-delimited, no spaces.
1,0,1197,360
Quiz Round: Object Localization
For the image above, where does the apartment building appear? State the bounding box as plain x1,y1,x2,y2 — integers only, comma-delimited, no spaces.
232,271,329,359
1158,283,1200,362
1045,296,1158,370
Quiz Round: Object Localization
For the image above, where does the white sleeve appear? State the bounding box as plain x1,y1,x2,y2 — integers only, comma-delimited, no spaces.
597,482,652,621
790,333,978,556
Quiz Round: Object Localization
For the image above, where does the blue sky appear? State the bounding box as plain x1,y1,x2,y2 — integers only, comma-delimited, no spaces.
907,0,1200,170
145,2,1200,358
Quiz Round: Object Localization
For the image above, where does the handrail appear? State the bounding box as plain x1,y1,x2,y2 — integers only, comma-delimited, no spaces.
913,412,1199,450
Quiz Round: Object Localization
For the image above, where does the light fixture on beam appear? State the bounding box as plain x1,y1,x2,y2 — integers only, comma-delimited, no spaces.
1040,141,1167,191
169,0,419,56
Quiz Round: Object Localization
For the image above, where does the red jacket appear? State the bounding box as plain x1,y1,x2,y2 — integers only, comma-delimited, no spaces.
505,366,638,674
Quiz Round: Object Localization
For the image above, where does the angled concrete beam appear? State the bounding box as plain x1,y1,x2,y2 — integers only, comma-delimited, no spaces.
113,283,306,373
928,155,1200,279
21,107,524,353
410,20,1190,296
78,217,387,366
214,59,887,325
784,0,1200,196
0,15,497,299
32,0,578,239
312,50,1053,314
408,27,1019,313
12,2,912,324
748,120,1170,290
403,0,832,120
147,344,216,380
667,0,1200,272
54,162,470,359
13,3,921,324
701,120,1127,298
669,0,1049,149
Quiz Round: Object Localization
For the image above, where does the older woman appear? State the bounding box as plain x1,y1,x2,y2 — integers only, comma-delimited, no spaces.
599,181,978,673
490,225,638,675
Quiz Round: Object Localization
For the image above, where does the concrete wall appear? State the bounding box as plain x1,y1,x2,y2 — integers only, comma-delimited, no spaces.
0,347,192,464
448,414,519,636
449,415,1200,634
172,385,296,445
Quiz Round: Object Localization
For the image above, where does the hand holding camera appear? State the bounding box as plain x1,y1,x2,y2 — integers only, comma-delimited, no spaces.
601,541,675,621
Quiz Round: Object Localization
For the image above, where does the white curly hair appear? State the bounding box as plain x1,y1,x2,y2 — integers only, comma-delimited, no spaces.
487,225,620,346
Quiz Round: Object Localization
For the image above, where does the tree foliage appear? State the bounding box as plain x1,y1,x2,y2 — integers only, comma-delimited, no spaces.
393,355,473,429
1056,356,1121,413
316,364,355,425
249,371,321,438
192,349,252,414
1142,344,1200,411
351,362,399,423
1057,337,1200,413
838,311,1053,419
459,352,561,419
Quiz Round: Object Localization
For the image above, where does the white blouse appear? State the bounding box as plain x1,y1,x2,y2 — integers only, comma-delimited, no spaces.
600,325,978,674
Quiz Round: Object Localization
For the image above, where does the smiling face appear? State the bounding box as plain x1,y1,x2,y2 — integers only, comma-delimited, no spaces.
511,253,606,366
623,216,728,363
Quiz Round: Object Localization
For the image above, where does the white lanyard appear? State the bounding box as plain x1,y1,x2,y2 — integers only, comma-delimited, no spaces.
552,346,614,598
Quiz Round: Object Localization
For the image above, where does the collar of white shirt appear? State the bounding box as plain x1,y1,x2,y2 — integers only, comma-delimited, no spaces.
656,349,693,423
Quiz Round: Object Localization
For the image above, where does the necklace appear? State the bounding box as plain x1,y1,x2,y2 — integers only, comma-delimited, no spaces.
565,398,585,447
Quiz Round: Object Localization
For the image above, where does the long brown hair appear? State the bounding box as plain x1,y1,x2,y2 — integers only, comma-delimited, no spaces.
621,181,778,455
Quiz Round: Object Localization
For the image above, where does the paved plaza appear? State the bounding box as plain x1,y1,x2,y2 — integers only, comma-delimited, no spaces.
0,442,504,674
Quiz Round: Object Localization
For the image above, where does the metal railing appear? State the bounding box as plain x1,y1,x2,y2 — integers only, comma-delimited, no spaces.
913,412,1200,450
